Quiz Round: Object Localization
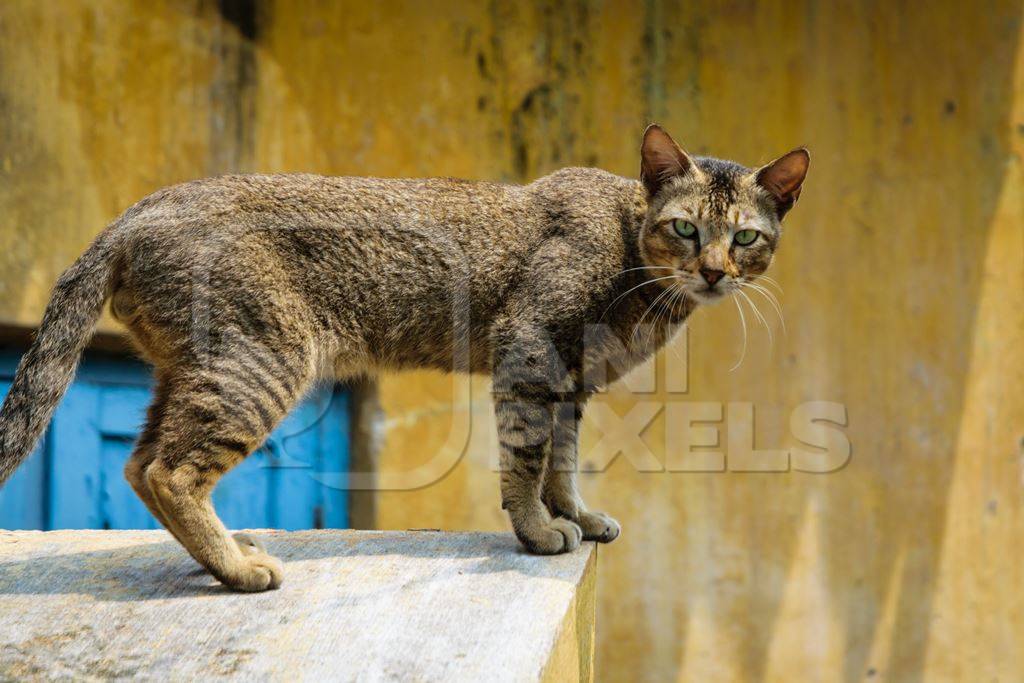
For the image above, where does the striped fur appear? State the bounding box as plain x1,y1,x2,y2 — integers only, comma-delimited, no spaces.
0,125,806,589
0,230,118,484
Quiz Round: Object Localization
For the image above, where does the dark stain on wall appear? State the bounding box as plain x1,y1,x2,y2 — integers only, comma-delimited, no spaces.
498,0,594,182
210,0,263,174
216,0,261,42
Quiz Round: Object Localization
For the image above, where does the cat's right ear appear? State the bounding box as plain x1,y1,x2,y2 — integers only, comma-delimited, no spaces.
754,148,809,218
640,124,694,197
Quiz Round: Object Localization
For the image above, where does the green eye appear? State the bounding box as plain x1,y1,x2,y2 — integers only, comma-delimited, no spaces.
672,219,697,238
734,229,758,246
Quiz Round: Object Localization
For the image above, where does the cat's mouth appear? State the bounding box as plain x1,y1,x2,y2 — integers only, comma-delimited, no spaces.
685,283,730,304
668,269,735,305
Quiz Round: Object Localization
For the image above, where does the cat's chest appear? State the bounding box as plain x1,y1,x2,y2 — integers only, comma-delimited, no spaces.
580,313,688,389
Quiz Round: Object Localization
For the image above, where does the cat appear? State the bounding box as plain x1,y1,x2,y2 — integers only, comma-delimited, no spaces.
0,125,807,591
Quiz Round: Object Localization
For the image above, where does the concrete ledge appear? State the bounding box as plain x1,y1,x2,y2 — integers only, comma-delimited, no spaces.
0,530,596,681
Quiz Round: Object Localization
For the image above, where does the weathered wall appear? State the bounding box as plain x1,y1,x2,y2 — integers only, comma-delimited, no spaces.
1,1,1022,681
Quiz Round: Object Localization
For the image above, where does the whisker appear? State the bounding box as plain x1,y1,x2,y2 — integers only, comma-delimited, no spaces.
753,275,784,293
659,284,690,363
737,288,773,349
745,281,785,327
743,281,786,336
644,281,681,352
745,284,782,335
743,279,781,302
599,274,681,322
730,295,748,372
609,265,677,279
655,282,688,356
630,286,670,343
632,281,679,346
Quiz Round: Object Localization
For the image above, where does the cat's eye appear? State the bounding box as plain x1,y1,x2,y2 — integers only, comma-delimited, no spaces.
672,219,697,239
734,229,758,246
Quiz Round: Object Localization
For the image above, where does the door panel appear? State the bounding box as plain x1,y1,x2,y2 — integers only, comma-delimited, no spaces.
0,351,350,530
0,378,47,529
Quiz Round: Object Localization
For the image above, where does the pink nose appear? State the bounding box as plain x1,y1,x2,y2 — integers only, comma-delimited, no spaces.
700,268,724,286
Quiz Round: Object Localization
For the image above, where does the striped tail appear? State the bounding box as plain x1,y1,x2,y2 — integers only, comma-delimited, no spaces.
0,231,118,485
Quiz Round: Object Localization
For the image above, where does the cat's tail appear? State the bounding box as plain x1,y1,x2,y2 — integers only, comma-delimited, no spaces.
0,228,119,486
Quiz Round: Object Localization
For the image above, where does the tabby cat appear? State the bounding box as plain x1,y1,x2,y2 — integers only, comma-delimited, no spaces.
0,125,808,591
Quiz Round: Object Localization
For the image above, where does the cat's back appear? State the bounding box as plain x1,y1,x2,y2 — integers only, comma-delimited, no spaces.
119,172,525,230
526,167,643,241
113,172,538,288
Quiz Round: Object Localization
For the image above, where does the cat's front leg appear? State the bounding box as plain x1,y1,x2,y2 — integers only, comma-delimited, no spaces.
494,391,582,554
543,398,621,543
492,332,582,555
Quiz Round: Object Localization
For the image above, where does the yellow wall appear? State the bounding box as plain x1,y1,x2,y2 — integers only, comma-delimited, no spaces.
1,1,1022,680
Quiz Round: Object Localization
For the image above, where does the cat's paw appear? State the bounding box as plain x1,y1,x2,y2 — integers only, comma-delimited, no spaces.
577,511,620,543
222,534,283,592
227,553,284,592
518,517,583,555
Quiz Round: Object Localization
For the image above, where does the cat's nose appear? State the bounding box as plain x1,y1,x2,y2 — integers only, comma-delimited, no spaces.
699,268,725,286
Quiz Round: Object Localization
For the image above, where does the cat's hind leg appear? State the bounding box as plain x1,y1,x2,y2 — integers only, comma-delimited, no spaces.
142,358,312,592
123,373,262,562
123,375,190,547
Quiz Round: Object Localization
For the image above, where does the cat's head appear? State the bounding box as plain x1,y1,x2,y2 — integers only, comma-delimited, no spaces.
637,124,808,305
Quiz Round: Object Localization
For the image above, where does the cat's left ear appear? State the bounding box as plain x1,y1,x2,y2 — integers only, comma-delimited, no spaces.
640,124,695,197
755,148,810,219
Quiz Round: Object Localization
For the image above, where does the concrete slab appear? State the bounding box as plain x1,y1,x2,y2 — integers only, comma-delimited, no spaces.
0,530,596,681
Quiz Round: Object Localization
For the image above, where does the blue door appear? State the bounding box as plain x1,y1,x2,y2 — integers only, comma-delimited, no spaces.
0,350,350,530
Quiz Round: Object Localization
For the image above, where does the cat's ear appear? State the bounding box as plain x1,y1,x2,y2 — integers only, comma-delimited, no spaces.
640,124,694,197
755,148,809,218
